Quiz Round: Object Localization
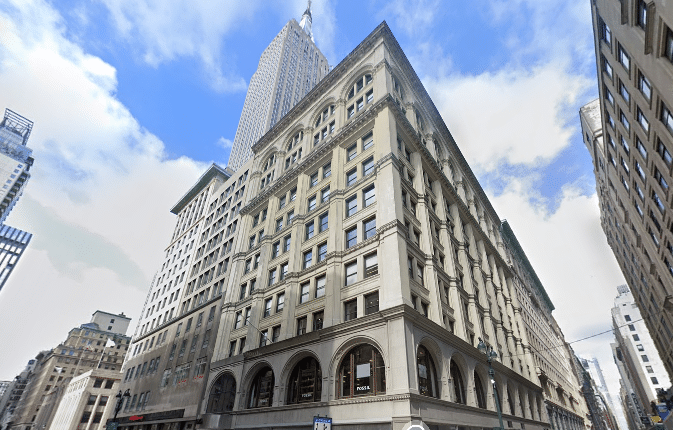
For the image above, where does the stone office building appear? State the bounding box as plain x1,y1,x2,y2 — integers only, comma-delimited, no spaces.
190,22,555,430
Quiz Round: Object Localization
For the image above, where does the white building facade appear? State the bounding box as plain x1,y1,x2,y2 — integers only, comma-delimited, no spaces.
612,284,671,428
226,4,329,171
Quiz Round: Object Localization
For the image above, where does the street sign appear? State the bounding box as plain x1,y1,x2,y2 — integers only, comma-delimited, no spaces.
313,416,332,430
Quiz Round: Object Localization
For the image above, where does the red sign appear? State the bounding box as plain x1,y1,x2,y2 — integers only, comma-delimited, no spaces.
129,416,144,421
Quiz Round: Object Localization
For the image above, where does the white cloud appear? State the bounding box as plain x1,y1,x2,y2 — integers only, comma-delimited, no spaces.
216,137,233,149
376,0,441,37
425,61,591,172
0,0,206,378
100,0,254,92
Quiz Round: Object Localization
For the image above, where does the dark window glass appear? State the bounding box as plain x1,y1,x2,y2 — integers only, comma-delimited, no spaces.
207,373,236,413
286,356,322,404
247,368,274,408
338,344,386,398
417,346,438,398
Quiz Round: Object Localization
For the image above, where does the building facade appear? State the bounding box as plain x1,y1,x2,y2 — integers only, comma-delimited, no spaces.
7,312,131,430
226,4,329,171
0,358,38,430
0,108,34,225
612,284,671,428
581,0,673,380
501,222,591,430
49,369,123,430
0,225,32,292
111,18,598,430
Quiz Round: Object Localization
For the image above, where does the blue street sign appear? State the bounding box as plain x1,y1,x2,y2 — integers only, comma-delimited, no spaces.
313,416,332,430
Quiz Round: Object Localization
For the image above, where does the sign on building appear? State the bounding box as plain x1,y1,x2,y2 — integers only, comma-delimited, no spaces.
313,416,332,430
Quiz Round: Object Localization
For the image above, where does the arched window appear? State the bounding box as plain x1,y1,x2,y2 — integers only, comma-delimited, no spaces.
287,131,303,151
286,356,322,404
247,367,274,408
450,361,466,404
347,74,372,100
417,346,438,398
207,373,236,413
474,372,487,409
314,106,335,128
264,154,275,171
507,388,515,415
337,344,385,398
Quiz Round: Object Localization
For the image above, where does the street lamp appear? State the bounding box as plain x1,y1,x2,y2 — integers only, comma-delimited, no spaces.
478,338,505,430
113,389,131,422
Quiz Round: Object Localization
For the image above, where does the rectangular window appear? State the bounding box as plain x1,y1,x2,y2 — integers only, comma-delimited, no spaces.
346,195,357,217
347,168,357,186
323,162,331,178
637,0,647,28
637,107,649,132
618,44,630,71
642,355,650,362
346,226,357,248
238,337,246,354
636,137,648,159
307,195,317,211
239,284,247,300
310,172,319,187
318,242,327,262
272,326,281,343
363,185,375,207
276,218,283,232
665,26,673,63
280,262,288,280
319,212,329,232
364,217,376,240
306,221,315,240
602,20,611,46
638,72,652,101
272,241,280,258
662,103,673,134
605,85,614,105
603,57,613,79
365,291,379,315
316,275,326,298
300,283,310,304
297,316,307,335
344,299,357,321
619,81,630,103
290,187,297,201
345,261,357,286
268,268,277,286
347,144,357,161
284,235,292,252
362,157,374,176
259,330,268,347
276,293,285,312
620,111,630,132
264,298,272,317
364,252,378,278
244,307,251,326
658,139,672,167
279,195,286,209
303,250,313,269
362,131,374,150
654,167,669,191
629,324,636,331
313,310,324,330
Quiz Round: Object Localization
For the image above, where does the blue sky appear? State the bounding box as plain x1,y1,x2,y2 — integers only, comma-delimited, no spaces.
0,0,631,417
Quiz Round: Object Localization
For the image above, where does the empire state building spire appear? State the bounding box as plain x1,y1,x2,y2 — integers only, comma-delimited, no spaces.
299,0,313,42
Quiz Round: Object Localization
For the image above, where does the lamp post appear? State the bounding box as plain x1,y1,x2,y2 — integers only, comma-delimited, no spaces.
478,338,505,430
113,389,131,423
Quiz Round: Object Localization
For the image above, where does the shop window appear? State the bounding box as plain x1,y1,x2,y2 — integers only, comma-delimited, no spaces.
474,372,487,409
450,361,466,404
207,373,236,413
417,346,438,398
286,356,322,404
247,367,274,408
337,344,386,398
